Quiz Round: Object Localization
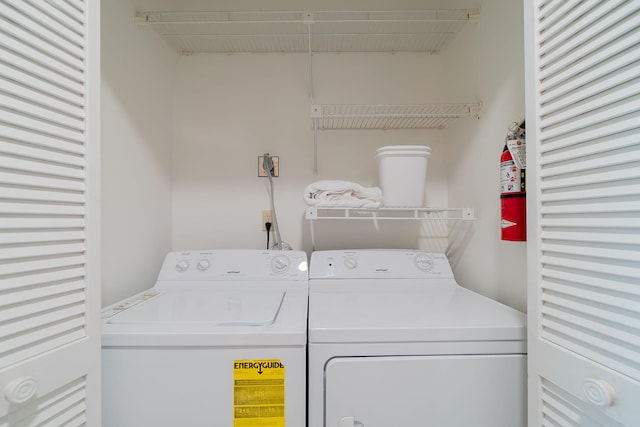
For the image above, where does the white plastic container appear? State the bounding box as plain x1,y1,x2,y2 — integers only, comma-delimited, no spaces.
376,145,431,207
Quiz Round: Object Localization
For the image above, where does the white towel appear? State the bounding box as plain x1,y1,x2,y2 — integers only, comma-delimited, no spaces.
304,180,382,208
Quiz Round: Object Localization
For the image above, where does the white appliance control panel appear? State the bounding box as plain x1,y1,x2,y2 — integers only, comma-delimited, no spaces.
157,250,308,281
309,250,454,279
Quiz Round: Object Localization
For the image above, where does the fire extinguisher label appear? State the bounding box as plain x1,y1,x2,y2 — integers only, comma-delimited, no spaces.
500,159,522,193
506,138,526,169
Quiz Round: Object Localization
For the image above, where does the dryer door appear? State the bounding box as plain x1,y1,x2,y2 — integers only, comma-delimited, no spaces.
325,354,526,427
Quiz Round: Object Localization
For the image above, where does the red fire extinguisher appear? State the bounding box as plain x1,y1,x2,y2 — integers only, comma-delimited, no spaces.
500,122,526,241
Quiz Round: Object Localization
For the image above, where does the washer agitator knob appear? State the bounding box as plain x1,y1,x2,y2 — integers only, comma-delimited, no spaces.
175,260,190,272
271,255,290,273
344,257,358,270
414,253,434,271
196,259,210,271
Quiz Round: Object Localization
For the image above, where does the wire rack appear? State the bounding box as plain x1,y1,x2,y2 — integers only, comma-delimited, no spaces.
137,9,477,54
311,103,481,130
305,206,475,256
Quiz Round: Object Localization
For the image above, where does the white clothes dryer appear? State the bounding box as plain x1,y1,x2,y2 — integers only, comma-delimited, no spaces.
308,250,526,427
102,250,308,427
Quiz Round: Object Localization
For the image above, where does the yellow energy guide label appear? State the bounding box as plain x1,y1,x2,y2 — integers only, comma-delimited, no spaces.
234,359,285,427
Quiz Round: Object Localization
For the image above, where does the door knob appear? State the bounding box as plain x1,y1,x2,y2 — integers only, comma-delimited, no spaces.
339,416,364,427
339,417,355,427
583,378,616,407
4,377,38,404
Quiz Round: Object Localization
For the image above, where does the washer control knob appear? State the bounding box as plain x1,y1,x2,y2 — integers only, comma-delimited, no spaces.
175,260,190,272
196,259,211,271
415,253,434,271
271,255,290,273
4,377,38,404
344,257,358,270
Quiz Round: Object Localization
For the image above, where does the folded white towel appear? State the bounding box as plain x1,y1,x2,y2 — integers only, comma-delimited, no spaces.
303,180,382,208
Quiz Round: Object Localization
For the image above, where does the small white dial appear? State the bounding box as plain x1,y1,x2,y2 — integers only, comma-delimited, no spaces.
271,255,290,273
414,253,434,271
344,257,358,269
175,260,190,272
196,259,211,271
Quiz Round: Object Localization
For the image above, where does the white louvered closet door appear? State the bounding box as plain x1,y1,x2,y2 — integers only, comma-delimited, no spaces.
525,1,640,426
0,0,100,425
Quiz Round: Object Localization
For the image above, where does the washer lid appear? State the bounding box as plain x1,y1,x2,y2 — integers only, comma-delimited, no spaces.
308,281,526,343
101,288,308,347
106,289,283,326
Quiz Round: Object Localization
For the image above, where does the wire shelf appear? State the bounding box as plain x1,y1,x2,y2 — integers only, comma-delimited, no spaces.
305,206,475,256
311,103,481,130
305,206,474,220
137,9,477,54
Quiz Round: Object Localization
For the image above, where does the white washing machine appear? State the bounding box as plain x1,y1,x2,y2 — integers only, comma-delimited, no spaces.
308,250,527,427
102,250,308,427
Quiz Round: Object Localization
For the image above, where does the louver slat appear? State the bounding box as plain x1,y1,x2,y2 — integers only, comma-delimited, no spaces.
0,187,84,203
0,93,84,133
1,267,86,295
0,324,86,370
0,141,84,167
540,229,639,246
1,310,87,348
0,155,84,179
0,62,85,112
538,1,622,57
0,255,85,277
541,75,640,128
0,1,84,53
0,202,84,216
539,2,640,82
0,109,84,144
0,242,85,261
540,130,638,164
0,31,83,90
0,124,84,155
541,255,639,281
1,78,84,123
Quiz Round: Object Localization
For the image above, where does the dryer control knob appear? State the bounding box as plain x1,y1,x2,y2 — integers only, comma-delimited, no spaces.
175,260,190,272
196,259,210,271
344,257,358,270
415,253,434,271
271,255,290,273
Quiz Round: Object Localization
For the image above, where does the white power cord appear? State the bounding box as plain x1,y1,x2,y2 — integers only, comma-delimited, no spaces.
262,153,284,250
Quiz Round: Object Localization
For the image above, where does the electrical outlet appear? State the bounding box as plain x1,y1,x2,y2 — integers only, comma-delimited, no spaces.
262,210,275,231
258,156,279,177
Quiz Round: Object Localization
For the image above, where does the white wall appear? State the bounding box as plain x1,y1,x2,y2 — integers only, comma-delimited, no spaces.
444,0,527,311
171,53,450,252
101,0,175,306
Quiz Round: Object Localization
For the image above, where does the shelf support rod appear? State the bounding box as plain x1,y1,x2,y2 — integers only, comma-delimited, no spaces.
305,12,319,176
304,11,315,103
313,118,318,176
